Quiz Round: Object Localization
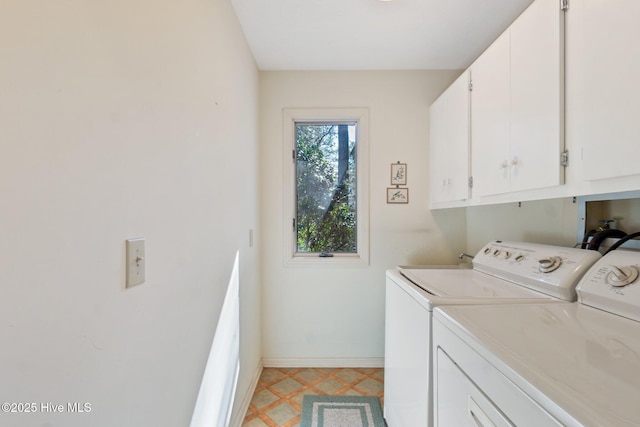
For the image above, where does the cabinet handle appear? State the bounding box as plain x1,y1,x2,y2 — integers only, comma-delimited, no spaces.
500,161,508,169
511,157,519,166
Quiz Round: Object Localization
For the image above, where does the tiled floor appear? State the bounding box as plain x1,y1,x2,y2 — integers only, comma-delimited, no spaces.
242,367,384,427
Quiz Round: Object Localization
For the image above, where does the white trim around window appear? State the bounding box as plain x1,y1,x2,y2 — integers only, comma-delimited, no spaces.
282,108,370,267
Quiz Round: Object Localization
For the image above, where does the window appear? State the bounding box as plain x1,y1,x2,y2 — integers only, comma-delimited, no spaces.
283,108,369,265
295,122,357,253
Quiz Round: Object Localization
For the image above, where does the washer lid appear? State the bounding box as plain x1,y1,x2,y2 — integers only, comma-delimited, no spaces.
435,303,640,426
400,269,552,299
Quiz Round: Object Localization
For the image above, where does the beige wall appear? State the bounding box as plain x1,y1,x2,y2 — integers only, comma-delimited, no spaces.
259,71,467,363
0,0,260,425
465,198,579,253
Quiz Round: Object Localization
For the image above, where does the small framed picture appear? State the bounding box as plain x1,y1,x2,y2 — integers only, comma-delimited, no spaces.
390,163,407,185
387,187,409,204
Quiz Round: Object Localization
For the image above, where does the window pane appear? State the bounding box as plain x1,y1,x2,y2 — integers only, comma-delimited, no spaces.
295,123,357,253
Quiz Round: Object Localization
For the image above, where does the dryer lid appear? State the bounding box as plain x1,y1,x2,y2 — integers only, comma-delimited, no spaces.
435,303,640,426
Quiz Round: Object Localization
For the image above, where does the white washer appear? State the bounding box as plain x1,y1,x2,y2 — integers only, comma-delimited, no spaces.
384,241,601,427
433,249,640,426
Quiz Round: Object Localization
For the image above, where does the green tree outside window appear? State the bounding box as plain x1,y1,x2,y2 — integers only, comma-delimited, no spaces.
295,123,357,253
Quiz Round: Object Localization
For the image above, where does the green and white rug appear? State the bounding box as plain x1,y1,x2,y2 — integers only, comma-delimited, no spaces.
300,395,386,427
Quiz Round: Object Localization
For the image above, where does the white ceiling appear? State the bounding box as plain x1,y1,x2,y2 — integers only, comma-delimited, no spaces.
230,0,535,70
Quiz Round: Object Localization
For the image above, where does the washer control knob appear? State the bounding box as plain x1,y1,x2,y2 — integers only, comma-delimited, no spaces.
538,256,561,273
493,249,501,256
515,254,525,262
504,251,512,259
607,265,639,287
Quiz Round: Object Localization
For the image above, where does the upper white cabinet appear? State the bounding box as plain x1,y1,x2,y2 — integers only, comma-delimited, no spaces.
568,0,640,182
429,0,640,209
510,0,564,192
470,0,565,197
469,31,511,197
429,71,470,206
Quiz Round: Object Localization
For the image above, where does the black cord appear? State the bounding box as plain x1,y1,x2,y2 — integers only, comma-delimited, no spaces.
584,229,627,251
604,231,640,254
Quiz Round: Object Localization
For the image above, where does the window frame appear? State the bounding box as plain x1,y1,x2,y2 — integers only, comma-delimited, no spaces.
283,108,370,266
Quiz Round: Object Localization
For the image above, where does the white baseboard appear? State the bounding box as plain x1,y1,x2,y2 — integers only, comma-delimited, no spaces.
262,357,384,368
228,361,263,427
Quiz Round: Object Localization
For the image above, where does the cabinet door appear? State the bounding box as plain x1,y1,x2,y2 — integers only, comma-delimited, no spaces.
471,31,511,197
429,71,470,205
510,0,564,192
569,0,640,181
429,90,448,204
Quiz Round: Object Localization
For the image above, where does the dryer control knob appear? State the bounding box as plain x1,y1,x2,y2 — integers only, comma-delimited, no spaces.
607,265,639,287
538,257,561,273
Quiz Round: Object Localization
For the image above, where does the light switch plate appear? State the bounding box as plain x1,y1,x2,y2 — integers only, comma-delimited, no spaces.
126,238,145,288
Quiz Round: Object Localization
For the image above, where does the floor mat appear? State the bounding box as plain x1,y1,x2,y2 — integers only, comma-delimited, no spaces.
300,395,385,427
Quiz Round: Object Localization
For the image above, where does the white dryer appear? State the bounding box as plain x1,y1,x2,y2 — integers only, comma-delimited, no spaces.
433,249,640,426
384,241,601,427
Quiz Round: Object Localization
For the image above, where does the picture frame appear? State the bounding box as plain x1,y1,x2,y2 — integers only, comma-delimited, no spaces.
390,163,407,185
387,187,409,204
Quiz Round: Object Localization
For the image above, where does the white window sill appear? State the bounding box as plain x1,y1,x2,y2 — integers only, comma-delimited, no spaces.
285,253,369,267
